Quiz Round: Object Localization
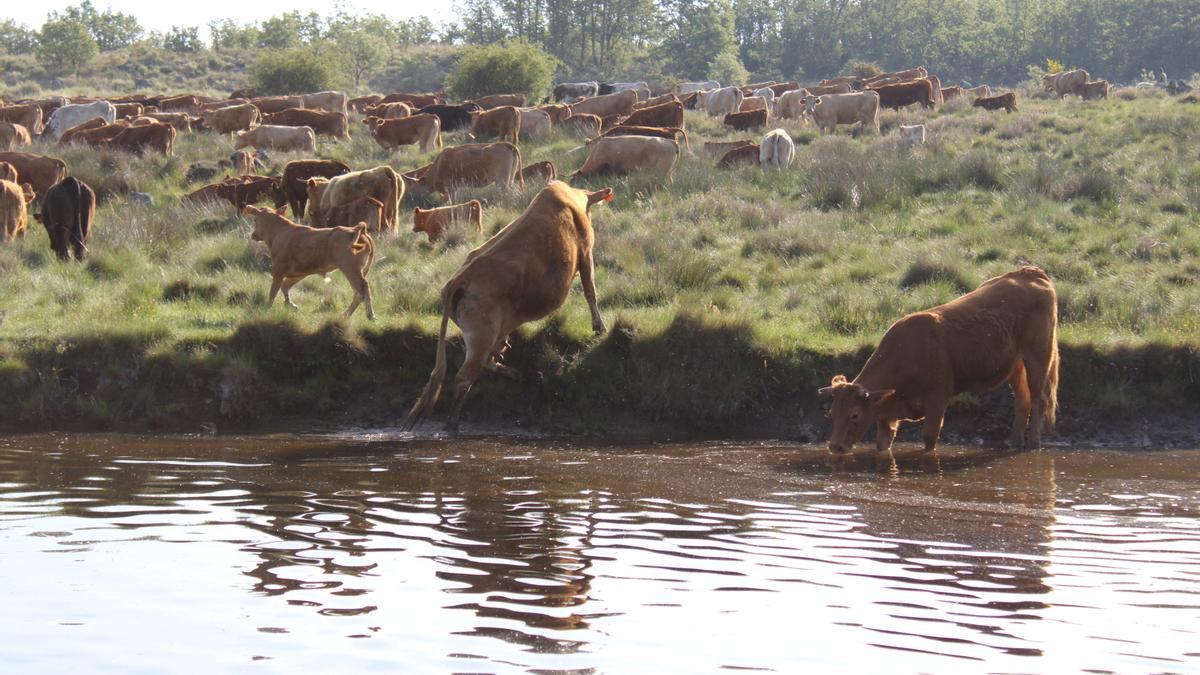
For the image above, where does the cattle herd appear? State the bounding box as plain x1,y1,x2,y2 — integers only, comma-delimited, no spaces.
0,60,1165,451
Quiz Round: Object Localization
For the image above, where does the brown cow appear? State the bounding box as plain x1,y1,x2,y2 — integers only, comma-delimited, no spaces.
405,181,613,430
520,160,556,185
600,125,689,150
108,122,176,156
244,205,376,319
718,143,761,169
363,102,412,119
820,266,1059,455
202,103,261,135
768,82,802,96
0,121,31,150
310,196,384,230
307,166,404,231
280,159,351,218
365,114,441,153
60,119,125,146
262,108,350,140
0,178,35,240
1080,80,1110,100
621,101,684,129
0,152,68,196
804,82,853,96
141,112,194,132
570,90,638,118
186,175,285,211
349,94,383,112
704,139,755,158
973,92,1018,113
941,85,964,102
235,125,316,153
537,104,572,125
415,143,523,197
723,108,769,131
634,93,680,110
571,136,679,181
0,104,43,133
159,95,202,115
36,177,95,260
412,200,483,243
470,106,521,145
112,102,144,118
469,94,527,110
869,79,936,109
379,92,442,108
251,95,304,114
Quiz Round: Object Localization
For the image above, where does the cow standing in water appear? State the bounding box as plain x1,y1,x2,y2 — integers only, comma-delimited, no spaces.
820,266,1059,456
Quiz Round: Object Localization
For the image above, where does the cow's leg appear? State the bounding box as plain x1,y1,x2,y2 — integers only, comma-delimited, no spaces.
342,266,374,320
579,253,606,335
921,400,948,453
875,420,899,454
484,331,520,380
280,277,301,309
1008,361,1032,448
446,312,502,432
266,273,284,307
1022,353,1051,450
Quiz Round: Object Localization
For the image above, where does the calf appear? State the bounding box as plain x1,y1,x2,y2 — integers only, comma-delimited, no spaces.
470,105,521,145
723,108,769,131
973,92,1017,113
520,160,556,185
365,114,441,153
0,178,35,240
244,205,376,319
412,200,483,243
718,143,760,169
36,177,96,261
1080,80,1110,100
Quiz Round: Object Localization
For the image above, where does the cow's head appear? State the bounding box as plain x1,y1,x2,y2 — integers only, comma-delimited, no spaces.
20,183,35,205
243,205,284,241
306,178,329,208
818,375,895,454
586,188,613,209
800,96,820,115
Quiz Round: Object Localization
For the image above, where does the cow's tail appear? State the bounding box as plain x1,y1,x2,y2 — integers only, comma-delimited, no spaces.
71,177,86,259
1043,334,1059,430
353,225,376,275
566,144,587,154
675,128,690,152
404,282,460,431
513,145,525,190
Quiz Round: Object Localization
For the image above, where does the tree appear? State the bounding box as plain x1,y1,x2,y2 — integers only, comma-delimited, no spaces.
445,41,557,101
258,13,305,49
0,20,38,54
164,26,202,53
708,49,748,85
209,20,259,50
657,0,737,80
332,26,388,90
251,48,336,95
38,15,98,76
56,1,142,51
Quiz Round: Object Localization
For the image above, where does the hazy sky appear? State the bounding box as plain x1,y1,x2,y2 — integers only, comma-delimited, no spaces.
4,1,452,31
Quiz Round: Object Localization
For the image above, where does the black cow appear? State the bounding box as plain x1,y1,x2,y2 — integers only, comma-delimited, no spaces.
598,83,615,95
36,177,95,261
416,103,482,132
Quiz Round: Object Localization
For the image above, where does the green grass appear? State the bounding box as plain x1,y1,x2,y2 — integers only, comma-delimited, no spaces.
1,86,1199,434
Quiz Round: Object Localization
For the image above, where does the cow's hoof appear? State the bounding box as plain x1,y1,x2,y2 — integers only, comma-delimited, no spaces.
367,312,377,321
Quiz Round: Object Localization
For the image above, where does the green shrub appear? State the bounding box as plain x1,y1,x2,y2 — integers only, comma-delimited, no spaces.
251,47,335,95
444,41,555,101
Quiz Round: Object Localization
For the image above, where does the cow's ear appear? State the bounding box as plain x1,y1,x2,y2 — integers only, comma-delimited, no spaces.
587,187,613,205
831,374,848,385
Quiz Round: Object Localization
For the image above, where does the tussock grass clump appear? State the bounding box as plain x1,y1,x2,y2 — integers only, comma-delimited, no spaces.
899,259,974,293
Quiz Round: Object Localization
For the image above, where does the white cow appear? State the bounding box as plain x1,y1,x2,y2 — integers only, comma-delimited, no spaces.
759,129,795,169
43,100,117,140
705,86,744,117
680,80,720,93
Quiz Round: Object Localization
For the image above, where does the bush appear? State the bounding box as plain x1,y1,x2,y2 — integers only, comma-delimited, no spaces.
850,61,881,78
708,50,749,85
251,47,335,95
444,41,556,101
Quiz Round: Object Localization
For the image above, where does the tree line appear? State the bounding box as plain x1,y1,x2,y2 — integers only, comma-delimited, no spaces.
1,0,1196,85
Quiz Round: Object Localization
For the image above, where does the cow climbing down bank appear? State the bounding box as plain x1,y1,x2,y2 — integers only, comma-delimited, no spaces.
819,266,1059,456
405,181,613,431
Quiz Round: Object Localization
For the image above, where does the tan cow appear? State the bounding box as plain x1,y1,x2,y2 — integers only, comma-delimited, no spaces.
775,90,807,120
405,181,613,430
0,122,32,149
202,103,261,135
262,108,350,140
108,122,176,156
941,85,964,102
1081,80,1110,100
704,139,754,158
349,94,383,112
0,152,68,196
820,266,1059,455
634,93,680,109
301,90,348,116
564,114,601,137
141,112,194,132
158,95,202,115
470,106,521,145
470,94,527,110
244,205,376,319
415,142,523,197
519,109,552,138
364,102,412,119
1,178,35,240
803,82,853,96
803,91,881,134
537,104,572,125
704,86,744,117
307,165,404,231
967,85,993,99
365,114,441,153
520,160,556,185
310,196,384,230
251,95,304,114
235,125,316,153
1044,69,1090,97
570,90,638,118
739,96,768,112
412,200,483,243
570,135,680,181
0,105,43,134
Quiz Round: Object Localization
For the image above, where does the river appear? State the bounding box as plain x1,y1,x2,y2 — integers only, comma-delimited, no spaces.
1,433,1197,673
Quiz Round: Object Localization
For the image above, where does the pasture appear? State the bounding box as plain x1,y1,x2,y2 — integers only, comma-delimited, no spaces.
1,85,1198,437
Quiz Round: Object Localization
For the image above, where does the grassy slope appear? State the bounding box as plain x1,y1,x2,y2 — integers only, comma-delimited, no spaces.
1,86,1198,436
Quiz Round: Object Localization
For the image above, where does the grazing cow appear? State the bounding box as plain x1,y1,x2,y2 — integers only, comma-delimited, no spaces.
519,109,552,138
470,94,527,110
380,92,442,108
59,119,123,146
899,124,926,145
262,108,349,140
635,93,680,110
759,129,794,169
141,112,193,132
405,181,613,430
251,95,304,114
724,108,769,131
364,114,441,153
820,266,1059,455
537,104,572,125
1043,69,1090,97
600,125,689,150
571,135,680,181
417,103,482,132
570,90,638,118
740,96,768,112
0,104,43,134
718,143,760,169
244,205,376,319
705,86,744,117
804,82,854,97
202,103,261,135
973,92,1018,113
43,101,117,140
415,142,523,197
307,166,404,232
966,85,992,99
553,82,600,102
159,95,203,115
185,176,285,211
412,200,483,243
564,114,602,137
308,195,384,230
679,80,720,93
622,101,684,129
112,102,144,119
520,160,556,185
1080,80,1110,100
0,152,68,196
235,125,316,153
869,79,936,109
0,178,35,240
704,139,754,158
229,150,264,175
108,121,176,156
301,91,348,115
0,122,32,149
470,106,521,145
599,114,625,132
36,177,95,261
803,92,882,134
349,94,383,112
941,86,964,102
280,159,351,217
364,102,412,119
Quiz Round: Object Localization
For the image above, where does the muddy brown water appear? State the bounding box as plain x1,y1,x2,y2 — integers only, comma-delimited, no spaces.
0,433,1197,673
